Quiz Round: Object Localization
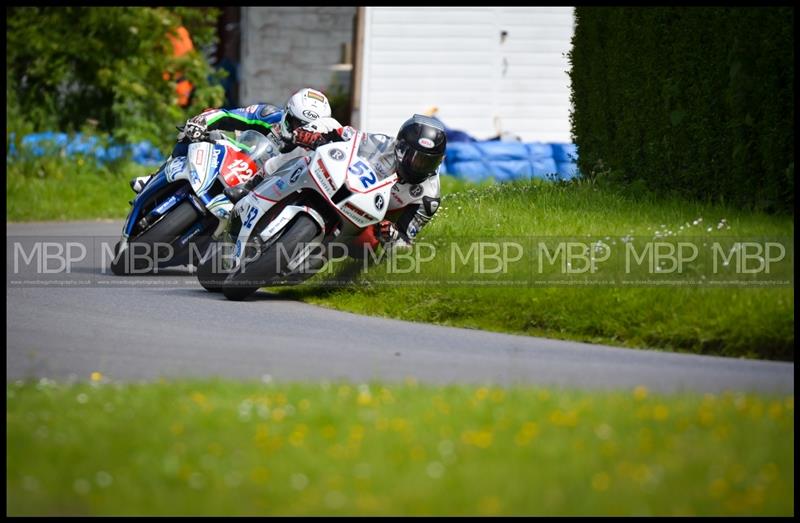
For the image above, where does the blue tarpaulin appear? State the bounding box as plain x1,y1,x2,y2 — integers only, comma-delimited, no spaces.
7,132,165,166
9,131,581,183
442,141,579,182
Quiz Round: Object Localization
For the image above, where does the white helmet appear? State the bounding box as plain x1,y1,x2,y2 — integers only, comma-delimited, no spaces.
280,88,332,141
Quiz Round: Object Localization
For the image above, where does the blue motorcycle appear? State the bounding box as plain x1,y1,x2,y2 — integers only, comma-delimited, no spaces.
109,130,278,275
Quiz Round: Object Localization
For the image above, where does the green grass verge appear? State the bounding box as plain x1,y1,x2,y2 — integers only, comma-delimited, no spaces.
276,177,794,361
7,156,151,221
6,379,793,516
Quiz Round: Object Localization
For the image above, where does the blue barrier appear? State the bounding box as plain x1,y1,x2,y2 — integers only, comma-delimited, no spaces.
443,141,579,182
9,131,581,182
7,132,165,166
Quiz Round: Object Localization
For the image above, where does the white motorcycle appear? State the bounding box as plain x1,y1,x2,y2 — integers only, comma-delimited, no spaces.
198,131,397,300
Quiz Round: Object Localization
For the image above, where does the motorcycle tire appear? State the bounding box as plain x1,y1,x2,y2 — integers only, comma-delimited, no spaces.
110,200,201,275
222,215,319,301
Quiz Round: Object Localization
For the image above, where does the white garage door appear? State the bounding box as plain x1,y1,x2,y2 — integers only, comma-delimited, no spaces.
358,7,575,142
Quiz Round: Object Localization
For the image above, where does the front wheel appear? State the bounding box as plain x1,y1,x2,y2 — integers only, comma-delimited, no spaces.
222,215,320,301
196,240,231,292
110,200,201,275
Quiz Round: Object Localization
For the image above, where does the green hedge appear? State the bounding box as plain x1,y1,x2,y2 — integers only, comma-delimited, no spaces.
569,7,794,212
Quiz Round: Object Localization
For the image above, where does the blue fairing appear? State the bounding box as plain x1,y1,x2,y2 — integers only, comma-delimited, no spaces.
123,167,187,238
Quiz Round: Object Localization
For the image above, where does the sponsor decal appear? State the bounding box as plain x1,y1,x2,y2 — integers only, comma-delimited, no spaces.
275,178,286,190
302,110,319,120
289,165,305,184
154,195,178,215
374,194,384,210
167,156,187,179
409,225,418,237
194,149,205,165
211,145,226,179
343,202,377,224
306,90,326,103
312,159,335,194
328,148,345,161
429,200,439,213
246,104,259,113
418,137,435,148
410,184,423,197
189,168,201,184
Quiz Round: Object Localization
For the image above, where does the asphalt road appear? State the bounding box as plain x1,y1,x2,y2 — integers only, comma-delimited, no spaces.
6,221,794,393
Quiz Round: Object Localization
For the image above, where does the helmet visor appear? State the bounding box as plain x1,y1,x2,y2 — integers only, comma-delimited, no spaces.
400,148,443,182
282,112,306,136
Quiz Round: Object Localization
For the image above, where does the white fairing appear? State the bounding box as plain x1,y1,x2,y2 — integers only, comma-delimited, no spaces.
231,131,397,268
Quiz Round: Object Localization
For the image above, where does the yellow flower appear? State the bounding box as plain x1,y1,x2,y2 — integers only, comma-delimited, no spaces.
477,496,502,515
337,385,352,399
490,389,506,403
474,387,489,401
653,404,669,421
461,429,493,449
380,388,395,404
249,467,269,484
633,385,648,401
768,401,784,419
349,425,365,442
549,410,578,427
591,472,610,492
708,478,728,498
271,408,286,422
322,425,337,439
90,371,103,382
537,389,551,401
357,391,373,406
288,430,306,447
514,421,540,446
390,418,409,433
410,445,427,461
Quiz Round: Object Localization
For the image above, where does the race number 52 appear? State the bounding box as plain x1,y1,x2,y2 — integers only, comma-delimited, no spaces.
349,160,376,189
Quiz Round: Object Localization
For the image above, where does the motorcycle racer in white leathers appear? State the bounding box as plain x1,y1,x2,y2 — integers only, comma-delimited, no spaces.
274,113,446,252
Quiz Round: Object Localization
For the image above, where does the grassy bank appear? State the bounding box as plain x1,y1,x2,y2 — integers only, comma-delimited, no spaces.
279,179,794,361
6,379,794,515
6,158,793,360
6,156,151,221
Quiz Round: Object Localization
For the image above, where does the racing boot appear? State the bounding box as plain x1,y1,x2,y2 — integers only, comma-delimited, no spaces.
129,175,152,193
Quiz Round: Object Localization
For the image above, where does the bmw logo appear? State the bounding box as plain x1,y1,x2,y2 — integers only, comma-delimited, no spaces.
374,194,384,210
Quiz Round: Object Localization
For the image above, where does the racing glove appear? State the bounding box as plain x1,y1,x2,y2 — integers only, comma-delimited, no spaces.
293,128,343,150
375,220,400,244
178,116,208,142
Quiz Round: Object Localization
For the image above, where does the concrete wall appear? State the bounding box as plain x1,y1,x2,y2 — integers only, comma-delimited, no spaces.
239,7,357,107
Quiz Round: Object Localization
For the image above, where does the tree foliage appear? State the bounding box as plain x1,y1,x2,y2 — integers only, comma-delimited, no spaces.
7,7,225,146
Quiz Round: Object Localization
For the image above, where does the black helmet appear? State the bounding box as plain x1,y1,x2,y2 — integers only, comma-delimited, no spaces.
395,114,446,184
